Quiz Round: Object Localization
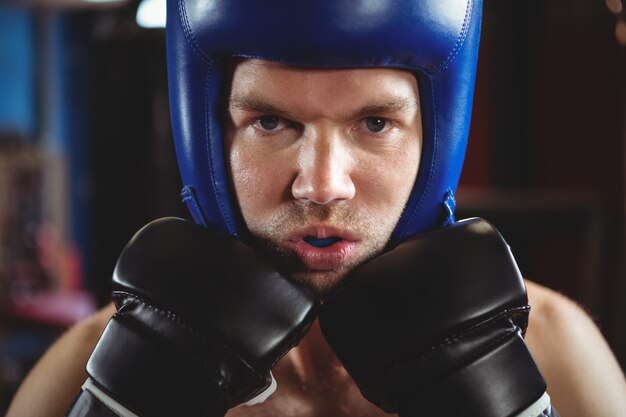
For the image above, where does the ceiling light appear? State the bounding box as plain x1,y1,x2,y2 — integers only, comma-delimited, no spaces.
136,0,166,29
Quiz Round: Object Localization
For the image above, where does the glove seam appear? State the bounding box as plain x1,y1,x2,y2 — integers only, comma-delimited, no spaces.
364,306,529,406
113,311,233,404
398,319,518,399
439,306,529,347
113,291,268,383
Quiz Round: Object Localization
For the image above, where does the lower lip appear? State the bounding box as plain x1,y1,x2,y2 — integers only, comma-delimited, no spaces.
290,240,358,270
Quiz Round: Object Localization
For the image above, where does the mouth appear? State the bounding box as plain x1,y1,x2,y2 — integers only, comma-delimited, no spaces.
303,236,342,248
284,227,359,271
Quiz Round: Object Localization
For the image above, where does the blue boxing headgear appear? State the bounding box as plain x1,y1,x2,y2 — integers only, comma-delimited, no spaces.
166,0,482,246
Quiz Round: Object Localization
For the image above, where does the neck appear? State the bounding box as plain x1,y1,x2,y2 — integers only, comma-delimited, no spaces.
279,319,349,384
234,320,390,416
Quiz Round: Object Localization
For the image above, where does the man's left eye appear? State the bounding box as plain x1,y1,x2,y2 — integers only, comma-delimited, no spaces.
257,115,281,131
365,117,387,133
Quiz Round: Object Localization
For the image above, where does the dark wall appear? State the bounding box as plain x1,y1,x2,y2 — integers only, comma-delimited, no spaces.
90,21,186,306
460,0,625,366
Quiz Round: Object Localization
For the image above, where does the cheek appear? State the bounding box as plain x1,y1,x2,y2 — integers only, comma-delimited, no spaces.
229,145,258,198
395,144,421,201
229,143,293,226
358,141,421,215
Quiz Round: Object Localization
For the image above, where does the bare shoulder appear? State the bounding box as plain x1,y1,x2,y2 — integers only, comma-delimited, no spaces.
524,280,626,417
6,302,116,417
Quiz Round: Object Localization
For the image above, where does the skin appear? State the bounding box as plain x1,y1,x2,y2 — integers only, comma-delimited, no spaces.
225,60,422,298
7,62,626,417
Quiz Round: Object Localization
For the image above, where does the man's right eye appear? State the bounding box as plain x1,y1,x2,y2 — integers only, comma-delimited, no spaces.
257,115,281,131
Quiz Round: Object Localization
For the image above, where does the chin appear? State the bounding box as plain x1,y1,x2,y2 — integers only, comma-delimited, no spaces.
290,269,353,301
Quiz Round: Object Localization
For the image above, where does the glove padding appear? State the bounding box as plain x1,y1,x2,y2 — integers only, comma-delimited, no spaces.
319,218,547,417
80,217,318,417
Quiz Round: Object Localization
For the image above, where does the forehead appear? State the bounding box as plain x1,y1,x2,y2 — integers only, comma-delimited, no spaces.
228,59,420,115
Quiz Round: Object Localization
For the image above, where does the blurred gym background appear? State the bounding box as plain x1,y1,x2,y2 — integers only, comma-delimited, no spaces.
0,0,624,412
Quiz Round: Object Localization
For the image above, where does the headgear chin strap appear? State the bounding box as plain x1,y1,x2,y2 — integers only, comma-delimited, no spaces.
166,0,482,246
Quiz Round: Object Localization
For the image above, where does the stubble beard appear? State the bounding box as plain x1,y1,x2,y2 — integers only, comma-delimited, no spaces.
246,200,394,300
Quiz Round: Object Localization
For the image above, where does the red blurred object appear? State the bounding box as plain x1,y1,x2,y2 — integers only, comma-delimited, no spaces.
3,290,96,329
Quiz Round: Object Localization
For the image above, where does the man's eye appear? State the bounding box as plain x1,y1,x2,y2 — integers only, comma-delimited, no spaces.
257,115,281,131
365,117,387,133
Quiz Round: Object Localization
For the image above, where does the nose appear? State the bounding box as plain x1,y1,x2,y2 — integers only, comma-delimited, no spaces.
292,133,356,205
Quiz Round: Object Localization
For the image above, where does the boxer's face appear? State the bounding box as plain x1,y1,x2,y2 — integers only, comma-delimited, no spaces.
226,60,421,298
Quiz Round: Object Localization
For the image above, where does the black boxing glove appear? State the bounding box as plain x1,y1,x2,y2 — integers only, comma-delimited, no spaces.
67,217,318,417
319,218,559,417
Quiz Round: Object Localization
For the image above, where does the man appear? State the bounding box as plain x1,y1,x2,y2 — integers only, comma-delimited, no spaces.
7,1,626,416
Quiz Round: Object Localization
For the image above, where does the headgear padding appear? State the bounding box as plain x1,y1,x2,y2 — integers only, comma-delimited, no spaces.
166,0,482,246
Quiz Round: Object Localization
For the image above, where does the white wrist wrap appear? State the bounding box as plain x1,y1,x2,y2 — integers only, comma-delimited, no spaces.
514,391,552,417
82,378,140,417
242,371,277,406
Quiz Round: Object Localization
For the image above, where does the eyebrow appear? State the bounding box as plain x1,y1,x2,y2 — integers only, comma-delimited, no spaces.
229,95,418,120
229,96,299,120
354,99,418,119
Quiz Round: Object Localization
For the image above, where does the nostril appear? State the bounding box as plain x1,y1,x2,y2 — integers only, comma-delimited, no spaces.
304,236,341,248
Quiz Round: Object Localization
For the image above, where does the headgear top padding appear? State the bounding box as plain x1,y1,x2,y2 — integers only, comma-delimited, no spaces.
166,0,482,246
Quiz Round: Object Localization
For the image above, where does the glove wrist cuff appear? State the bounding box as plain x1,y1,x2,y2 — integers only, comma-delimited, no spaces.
396,333,546,417
86,316,237,417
